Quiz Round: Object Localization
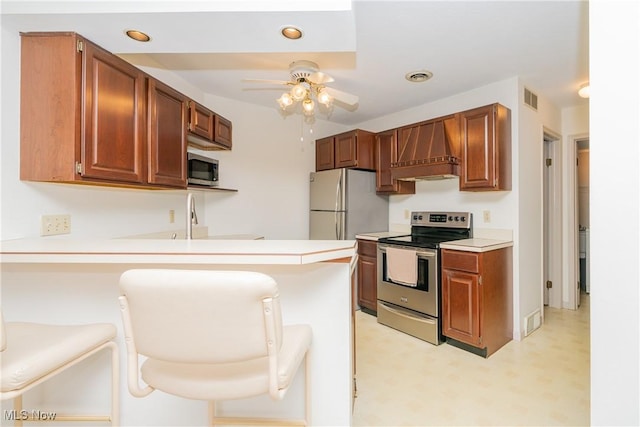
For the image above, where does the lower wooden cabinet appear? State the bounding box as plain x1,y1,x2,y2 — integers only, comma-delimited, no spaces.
441,247,512,357
357,239,378,314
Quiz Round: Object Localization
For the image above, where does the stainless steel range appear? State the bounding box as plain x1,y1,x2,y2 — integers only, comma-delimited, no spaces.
377,211,472,345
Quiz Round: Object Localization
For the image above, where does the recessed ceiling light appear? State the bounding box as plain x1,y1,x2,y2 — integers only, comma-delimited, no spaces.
125,30,151,42
405,70,433,83
281,26,303,40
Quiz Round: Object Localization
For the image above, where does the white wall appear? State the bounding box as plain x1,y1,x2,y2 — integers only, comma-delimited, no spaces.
590,1,640,424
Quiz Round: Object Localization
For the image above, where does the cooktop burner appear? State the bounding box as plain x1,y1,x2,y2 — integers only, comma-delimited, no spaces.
378,211,473,249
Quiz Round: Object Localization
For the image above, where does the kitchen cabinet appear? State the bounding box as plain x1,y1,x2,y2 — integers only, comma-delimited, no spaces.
356,239,378,314
315,130,375,172
20,32,148,186
20,32,231,190
441,247,512,357
459,103,512,191
375,129,415,194
187,101,233,150
147,78,188,187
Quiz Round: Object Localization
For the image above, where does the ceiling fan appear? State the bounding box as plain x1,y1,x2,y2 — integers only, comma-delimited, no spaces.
243,60,359,117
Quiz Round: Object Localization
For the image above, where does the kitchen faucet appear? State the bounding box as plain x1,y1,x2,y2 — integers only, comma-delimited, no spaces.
186,193,198,240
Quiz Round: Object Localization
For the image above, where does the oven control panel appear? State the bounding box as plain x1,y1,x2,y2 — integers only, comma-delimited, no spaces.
411,211,472,229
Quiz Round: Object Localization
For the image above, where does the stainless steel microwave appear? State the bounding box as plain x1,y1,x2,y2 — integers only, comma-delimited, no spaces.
187,152,219,187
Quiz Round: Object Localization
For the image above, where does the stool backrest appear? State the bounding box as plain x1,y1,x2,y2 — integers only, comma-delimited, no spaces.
119,269,283,364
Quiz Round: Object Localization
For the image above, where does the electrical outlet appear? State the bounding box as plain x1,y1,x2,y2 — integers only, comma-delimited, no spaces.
41,214,71,236
404,209,410,219
483,210,491,223
169,209,175,224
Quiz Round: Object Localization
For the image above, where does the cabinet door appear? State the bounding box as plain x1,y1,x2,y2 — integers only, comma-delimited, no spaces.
376,130,415,194
82,40,146,183
188,101,214,140
214,114,232,149
335,132,358,168
357,239,379,312
459,104,511,191
358,255,378,312
315,136,335,171
147,78,187,188
442,268,482,346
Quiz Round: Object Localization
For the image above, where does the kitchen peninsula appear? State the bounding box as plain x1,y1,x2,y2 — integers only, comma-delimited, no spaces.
1,238,356,426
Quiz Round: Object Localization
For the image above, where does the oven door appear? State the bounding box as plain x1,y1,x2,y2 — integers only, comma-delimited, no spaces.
377,243,441,344
377,243,438,317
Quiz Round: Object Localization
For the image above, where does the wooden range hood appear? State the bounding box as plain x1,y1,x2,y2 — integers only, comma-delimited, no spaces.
391,114,461,181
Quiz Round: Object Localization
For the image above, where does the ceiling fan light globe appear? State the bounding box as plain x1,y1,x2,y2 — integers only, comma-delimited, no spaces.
317,89,333,106
291,84,307,101
302,98,315,114
277,93,293,109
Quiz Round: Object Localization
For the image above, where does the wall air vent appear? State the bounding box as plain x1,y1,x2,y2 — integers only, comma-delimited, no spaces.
524,309,542,336
524,87,538,111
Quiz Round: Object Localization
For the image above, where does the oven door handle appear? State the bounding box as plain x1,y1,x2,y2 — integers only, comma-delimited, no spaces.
378,246,436,259
378,302,437,325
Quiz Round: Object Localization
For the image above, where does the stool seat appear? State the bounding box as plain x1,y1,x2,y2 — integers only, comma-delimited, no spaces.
141,324,311,401
1,322,116,393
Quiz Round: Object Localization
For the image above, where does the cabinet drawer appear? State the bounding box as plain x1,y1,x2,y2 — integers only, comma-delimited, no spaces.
357,239,378,257
441,249,479,273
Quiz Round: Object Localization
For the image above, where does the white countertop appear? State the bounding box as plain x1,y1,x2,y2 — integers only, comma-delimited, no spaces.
440,238,513,253
0,238,356,265
355,231,409,241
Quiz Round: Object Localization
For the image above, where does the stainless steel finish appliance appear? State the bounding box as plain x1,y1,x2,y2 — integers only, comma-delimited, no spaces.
377,211,472,345
309,169,388,240
187,152,219,187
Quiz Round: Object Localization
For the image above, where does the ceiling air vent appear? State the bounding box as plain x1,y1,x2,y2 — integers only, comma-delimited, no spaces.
524,87,538,111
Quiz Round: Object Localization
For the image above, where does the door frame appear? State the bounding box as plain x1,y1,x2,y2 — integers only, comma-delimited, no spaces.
564,133,590,310
543,129,563,308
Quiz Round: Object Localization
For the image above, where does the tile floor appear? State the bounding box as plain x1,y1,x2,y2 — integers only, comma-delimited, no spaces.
352,295,590,426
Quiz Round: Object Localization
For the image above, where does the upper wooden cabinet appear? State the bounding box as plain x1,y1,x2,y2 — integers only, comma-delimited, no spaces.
187,101,232,150
19,32,230,190
315,130,375,171
375,129,415,194
147,78,188,187
20,32,151,187
459,103,511,191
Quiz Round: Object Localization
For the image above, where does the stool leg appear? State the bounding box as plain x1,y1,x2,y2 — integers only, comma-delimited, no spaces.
208,401,216,426
109,341,120,426
14,395,23,427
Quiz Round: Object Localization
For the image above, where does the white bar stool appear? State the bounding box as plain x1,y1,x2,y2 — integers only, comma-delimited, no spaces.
0,308,119,426
119,269,312,426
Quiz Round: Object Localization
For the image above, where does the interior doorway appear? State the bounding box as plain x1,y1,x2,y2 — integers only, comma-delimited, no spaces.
577,138,590,305
543,131,562,308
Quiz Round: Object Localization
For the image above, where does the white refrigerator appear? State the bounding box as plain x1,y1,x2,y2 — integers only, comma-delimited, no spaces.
309,168,389,240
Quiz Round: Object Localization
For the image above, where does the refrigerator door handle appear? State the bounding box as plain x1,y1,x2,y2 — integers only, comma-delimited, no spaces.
335,169,342,212
336,169,344,239
335,210,339,240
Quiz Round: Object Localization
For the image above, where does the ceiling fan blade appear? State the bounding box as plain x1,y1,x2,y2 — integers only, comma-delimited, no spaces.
324,87,359,106
307,71,334,85
242,79,291,85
